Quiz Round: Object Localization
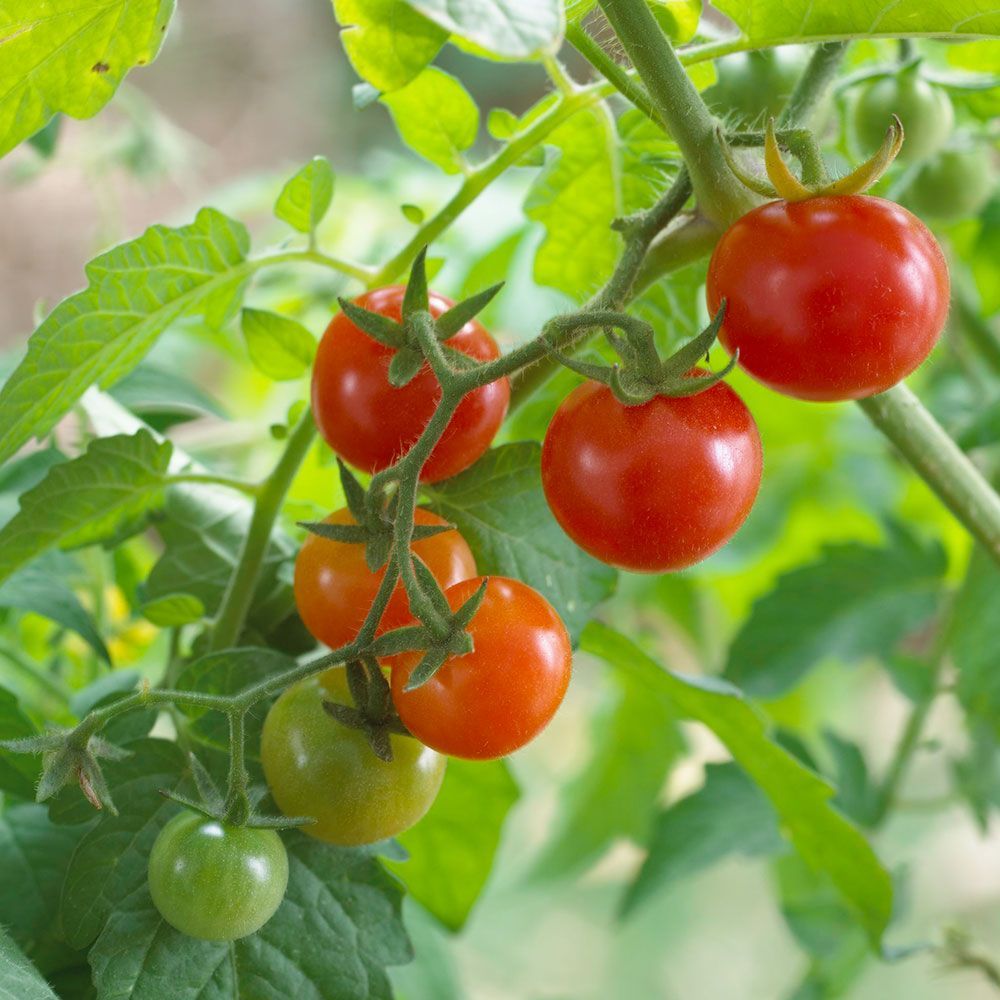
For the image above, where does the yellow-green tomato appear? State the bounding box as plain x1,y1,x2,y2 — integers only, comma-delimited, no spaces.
906,146,996,221
261,666,446,846
852,73,954,162
148,811,288,941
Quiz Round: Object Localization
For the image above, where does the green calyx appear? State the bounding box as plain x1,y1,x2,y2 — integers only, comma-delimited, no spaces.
550,302,735,406
322,657,411,762
336,245,503,388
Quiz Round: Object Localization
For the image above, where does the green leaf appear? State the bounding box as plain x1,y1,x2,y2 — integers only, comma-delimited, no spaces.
0,449,65,529
393,759,518,930
582,623,893,945
725,531,947,698
714,0,1000,42
108,363,226,430
274,156,335,234
649,0,701,43
0,552,110,662
824,731,880,828
332,0,448,92
0,0,174,160
174,647,296,759
59,738,190,948
621,763,785,918
949,547,1000,732
0,926,57,1000
532,651,684,880
382,68,480,175
0,207,249,468
526,103,620,297
425,443,617,642
618,108,681,216
0,804,91,959
241,308,317,380
89,835,411,999
0,430,173,587
0,684,42,798
138,592,206,627
145,486,297,639
402,0,563,57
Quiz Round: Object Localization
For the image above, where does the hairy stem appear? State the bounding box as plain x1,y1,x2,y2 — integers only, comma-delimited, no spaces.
208,409,316,651
777,42,848,128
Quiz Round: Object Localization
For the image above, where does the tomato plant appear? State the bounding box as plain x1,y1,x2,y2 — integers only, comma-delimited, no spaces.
147,810,289,941
312,286,510,483
706,195,951,400
541,376,762,571
294,506,476,650
261,666,446,845
4,4,1000,999
388,577,572,759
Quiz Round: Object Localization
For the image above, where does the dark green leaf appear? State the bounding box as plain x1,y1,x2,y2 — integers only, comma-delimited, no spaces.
725,531,946,698
88,834,411,999
0,208,249,467
621,763,785,918
0,431,173,587
393,759,518,930
0,926,57,1000
0,685,41,798
426,443,617,642
824,732,880,828
108,363,226,429
273,156,335,234
582,623,893,945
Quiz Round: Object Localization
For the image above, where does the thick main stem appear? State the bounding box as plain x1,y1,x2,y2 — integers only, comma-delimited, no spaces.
597,0,755,225
209,409,317,651
859,384,1000,565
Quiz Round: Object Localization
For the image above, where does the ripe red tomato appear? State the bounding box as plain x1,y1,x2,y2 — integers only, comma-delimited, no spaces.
388,576,572,759
706,195,950,401
261,666,445,846
312,286,510,482
294,507,476,650
541,377,762,572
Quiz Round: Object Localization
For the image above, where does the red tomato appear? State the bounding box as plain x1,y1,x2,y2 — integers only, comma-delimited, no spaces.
294,507,476,650
541,377,762,572
388,577,571,760
706,195,950,401
312,286,510,482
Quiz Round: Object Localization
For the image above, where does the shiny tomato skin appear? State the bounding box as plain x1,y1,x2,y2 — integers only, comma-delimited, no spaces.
706,196,950,401
294,507,476,650
312,286,510,483
541,378,762,572
389,577,572,760
261,666,446,845
147,811,288,941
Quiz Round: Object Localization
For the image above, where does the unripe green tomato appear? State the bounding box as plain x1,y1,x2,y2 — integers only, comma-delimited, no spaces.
148,811,288,941
261,666,446,846
705,47,810,124
852,73,954,162
906,146,996,221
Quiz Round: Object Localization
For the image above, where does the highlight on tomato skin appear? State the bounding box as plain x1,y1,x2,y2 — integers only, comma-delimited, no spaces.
706,194,950,402
387,576,573,760
293,506,477,651
261,666,446,846
311,285,510,483
540,376,763,573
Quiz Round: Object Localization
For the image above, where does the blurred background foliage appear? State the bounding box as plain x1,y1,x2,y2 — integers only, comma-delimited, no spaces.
2,2,1000,998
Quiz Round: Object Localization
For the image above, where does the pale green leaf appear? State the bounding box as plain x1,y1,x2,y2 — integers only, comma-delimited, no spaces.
273,156,335,234
0,0,174,160
241,308,317,380
650,0,701,43
582,623,893,945
402,0,563,57
0,208,250,468
382,67,479,174
0,431,173,587
332,0,447,92
138,592,205,627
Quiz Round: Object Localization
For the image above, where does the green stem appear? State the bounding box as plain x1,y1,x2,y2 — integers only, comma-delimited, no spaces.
776,42,848,128
597,0,756,225
954,288,1000,377
208,409,316,651
223,709,250,825
858,384,1000,566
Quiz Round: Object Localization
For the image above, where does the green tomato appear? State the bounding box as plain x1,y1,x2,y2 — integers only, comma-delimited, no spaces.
148,811,288,941
705,47,810,124
906,146,996,221
261,666,446,846
852,72,954,162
